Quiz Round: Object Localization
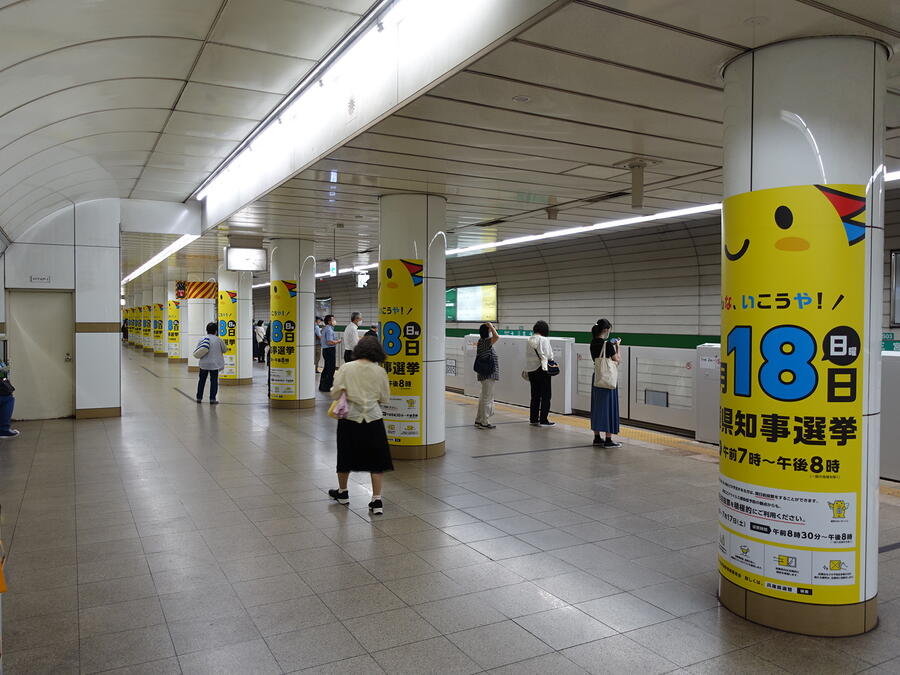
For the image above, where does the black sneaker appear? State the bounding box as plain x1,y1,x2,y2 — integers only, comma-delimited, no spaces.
593,436,604,446
368,499,383,515
196,397,202,403
604,440,623,448
539,420,555,427
210,400,219,405
475,422,485,429
328,489,349,505
482,424,496,429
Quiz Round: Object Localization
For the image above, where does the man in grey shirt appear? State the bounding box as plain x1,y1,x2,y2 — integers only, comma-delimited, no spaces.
196,321,228,404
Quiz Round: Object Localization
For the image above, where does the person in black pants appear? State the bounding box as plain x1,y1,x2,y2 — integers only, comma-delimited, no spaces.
526,320,554,426
319,314,341,391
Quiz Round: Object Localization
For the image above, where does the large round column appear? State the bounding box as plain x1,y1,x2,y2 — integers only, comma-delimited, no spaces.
152,285,166,357
719,37,886,636
378,193,446,460
166,281,186,363
217,264,253,385
186,273,217,373
141,289,153,351
269,239,316,408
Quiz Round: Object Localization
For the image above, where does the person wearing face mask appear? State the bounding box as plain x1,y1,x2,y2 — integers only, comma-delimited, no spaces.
590,318,623,448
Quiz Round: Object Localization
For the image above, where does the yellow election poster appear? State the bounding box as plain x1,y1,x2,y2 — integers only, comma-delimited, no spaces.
270,280,298,399
218,289,238,378
143,305,151,344
152,303,164,350
167,300,180,357
720,184,867,605
378,259,424,446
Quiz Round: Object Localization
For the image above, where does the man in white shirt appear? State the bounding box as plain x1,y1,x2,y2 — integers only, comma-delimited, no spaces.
343,312,362,364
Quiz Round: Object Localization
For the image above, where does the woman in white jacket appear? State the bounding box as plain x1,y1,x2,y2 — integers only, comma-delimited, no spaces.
525,320,554,426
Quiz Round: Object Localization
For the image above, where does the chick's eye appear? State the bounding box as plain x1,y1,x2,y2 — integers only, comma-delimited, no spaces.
386,268,393,279
775,205,793,229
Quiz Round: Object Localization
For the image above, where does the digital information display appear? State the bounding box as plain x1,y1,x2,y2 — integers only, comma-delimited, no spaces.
446,284,497,322
225,247,267,271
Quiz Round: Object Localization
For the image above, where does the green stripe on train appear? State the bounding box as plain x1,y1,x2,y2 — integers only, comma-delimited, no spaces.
338,325,718,349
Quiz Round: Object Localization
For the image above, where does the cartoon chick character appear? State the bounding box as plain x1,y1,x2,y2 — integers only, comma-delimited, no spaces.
380,259,424,289
724,184,866,263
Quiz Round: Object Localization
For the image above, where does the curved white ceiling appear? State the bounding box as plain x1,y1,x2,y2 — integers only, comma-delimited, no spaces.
0,0,373,241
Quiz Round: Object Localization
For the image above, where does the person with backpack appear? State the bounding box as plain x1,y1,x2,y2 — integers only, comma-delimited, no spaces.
194,321,227,404
474,322,500,429
590,319,623,447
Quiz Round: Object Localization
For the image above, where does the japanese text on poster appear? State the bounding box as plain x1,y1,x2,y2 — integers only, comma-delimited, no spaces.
719,184,868,605
270,280,298,399
379,259,424,446
167,300,180,357
218,290,238,378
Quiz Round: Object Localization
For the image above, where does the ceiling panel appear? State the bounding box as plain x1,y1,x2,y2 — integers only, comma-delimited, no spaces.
520,3,742,86
591,0,900,53
211,0,360,60
177,82,283,120
191,43,316,94
430,70,722,145
163,111,258,141
0,39,203,114
0,0,378,243
472,41,724,121
0,0,221,69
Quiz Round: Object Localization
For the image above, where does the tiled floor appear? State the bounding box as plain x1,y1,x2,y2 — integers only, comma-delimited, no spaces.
2,347,900,673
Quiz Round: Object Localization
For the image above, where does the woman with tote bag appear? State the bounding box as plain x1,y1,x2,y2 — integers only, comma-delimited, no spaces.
590,319,623,447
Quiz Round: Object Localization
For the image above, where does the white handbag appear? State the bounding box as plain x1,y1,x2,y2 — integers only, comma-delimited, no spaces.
594,340,618,389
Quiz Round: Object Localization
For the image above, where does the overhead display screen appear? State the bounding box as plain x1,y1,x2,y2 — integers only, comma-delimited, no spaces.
446,284,497,322
225,247,267,271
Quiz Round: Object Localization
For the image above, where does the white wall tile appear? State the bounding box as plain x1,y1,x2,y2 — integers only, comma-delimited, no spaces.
76,332,120,409
5,242,75,289
75,246,119,322
15,204,74,245
75,199,120,247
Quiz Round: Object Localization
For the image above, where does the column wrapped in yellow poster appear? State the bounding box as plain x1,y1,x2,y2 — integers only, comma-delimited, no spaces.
378,259,424,446
152,303,164,352
270,280,298,399
218,289,238,378
719,184,868,605
167,300,180,358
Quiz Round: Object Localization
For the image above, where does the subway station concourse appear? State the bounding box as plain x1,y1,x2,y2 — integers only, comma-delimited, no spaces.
1,1,900,673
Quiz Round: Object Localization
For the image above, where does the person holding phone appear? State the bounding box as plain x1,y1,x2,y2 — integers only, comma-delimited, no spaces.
590,319,623,447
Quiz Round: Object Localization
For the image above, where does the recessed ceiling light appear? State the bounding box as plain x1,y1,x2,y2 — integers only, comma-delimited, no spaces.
512,95,531,104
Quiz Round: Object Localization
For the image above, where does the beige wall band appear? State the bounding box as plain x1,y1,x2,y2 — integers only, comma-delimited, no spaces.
269,398,315,409
76,322,120,333
169,358,187,364
76,407,121,419
220,378,253,386
719,574,877,636
390,441,446,460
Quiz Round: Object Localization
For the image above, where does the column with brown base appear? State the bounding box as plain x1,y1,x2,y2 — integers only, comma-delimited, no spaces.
152,285,166,357
378,194,446,460
269,239,315,409
75,322,121,418
217,264,253,386
718,37,885,636
141,289,153,351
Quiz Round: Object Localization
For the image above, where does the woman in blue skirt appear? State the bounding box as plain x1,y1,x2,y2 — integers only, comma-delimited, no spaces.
590,319,623,447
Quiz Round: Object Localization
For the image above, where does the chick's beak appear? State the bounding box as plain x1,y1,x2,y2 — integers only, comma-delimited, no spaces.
775,237,809,251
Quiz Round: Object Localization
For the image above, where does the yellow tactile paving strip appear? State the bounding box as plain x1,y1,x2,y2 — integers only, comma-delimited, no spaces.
446,391,900,498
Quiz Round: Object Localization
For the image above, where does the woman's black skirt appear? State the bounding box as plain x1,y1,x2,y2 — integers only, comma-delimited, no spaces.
336,418,394,473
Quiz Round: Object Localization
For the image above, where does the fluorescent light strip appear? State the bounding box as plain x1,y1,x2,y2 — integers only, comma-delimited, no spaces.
120,234,199,286
192,0,394,202
447,203,722,256
239,173,900,286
